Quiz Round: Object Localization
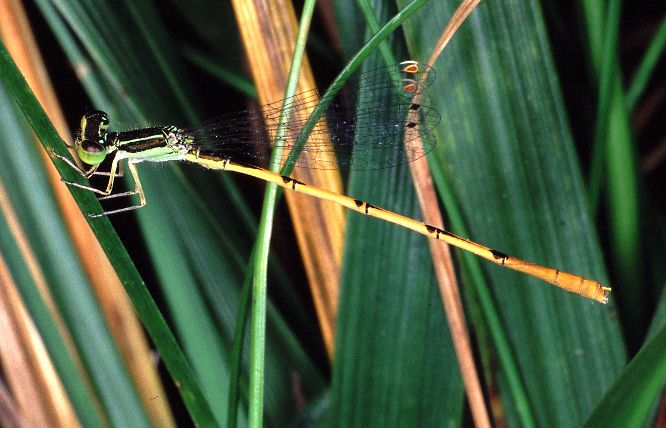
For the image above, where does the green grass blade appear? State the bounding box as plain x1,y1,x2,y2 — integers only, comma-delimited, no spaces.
0,159,102,426
282,0,430,173
326,2,465,424
122,0,199,123
580,0,643,325
227,251,254,428
0,217,104,426
181,46,258,99
239,1,434,422
0,42,220,427
331,166,465,425
329,53,464,424
626,14,666,110
39,1,327,425
142,167,326,427
583,323,666,427
135,170,231,425
587,0,621,212
399,0,627,424
0,60,151,427
428,158,537,427
247,1,316,424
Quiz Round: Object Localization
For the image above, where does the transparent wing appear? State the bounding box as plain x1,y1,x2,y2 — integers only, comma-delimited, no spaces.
185,61,440,170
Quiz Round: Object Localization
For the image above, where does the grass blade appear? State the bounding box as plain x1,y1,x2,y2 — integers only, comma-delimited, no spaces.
0,41,220,427
399,0,627,423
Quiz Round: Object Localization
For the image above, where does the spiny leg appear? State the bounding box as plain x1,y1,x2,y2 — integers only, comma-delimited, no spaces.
50,147,99,178
92,160,124,178
54,147,144,216
88,162,146,217
60,152,121,196
97,161,137,200
103,154,122,194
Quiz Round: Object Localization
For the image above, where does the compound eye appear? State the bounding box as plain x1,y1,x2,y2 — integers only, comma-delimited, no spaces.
81,111,110,140
94,112,110,137
99,113,110,127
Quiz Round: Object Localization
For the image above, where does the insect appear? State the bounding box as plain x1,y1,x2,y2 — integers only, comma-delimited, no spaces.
51,61,610,303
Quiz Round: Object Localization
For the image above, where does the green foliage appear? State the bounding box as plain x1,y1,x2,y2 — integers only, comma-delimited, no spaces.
0,0,664,426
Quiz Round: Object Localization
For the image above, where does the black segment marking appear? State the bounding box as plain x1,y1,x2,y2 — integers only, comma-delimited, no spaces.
490,249,508,265
281,176,300,189
221,158,230,170
406,122,417,128
442,230,456,238
425,224,441,239
409,103,421,111
352,199,373,214
554,269,560,284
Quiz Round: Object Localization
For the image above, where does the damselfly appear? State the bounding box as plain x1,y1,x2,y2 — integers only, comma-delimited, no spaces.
51,61,610,303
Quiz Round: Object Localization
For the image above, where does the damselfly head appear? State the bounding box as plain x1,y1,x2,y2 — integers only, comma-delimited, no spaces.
76,111,111,165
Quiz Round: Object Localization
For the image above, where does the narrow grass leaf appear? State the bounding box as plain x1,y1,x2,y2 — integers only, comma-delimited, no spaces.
0,40,220,427
400,0,627,424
